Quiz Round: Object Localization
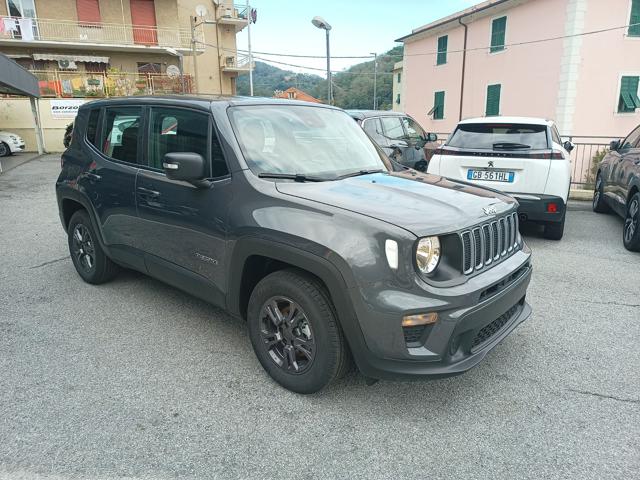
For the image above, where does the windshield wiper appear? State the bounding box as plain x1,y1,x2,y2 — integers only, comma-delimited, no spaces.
335,169,385,180
493,142,531,150
258,172,327,182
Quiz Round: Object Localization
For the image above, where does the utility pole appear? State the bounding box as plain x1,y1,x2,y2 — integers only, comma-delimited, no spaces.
326,28,332,104
371,52,377,109
247,1,253,96
190,16,199,93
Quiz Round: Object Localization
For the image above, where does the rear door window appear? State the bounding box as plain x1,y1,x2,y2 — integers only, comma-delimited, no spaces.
101,107,144,164
447,123,549,150
380,116,405,140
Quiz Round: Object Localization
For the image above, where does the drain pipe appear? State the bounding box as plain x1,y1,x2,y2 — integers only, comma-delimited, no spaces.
458,17,468,121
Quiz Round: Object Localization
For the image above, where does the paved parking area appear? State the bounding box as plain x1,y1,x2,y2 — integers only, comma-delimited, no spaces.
1,155,638,480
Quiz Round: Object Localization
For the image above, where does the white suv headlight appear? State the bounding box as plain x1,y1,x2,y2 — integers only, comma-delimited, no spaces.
416,236,441,274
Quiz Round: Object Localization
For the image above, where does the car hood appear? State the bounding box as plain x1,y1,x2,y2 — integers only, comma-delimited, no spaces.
275,171,518,237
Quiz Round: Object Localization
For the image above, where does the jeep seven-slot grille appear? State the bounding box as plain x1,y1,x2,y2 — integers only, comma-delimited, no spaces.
461,212,519,274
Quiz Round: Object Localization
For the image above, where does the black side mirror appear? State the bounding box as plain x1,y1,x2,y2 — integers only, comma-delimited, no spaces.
163,152,208,187
609,139,621,151
563,140,574,152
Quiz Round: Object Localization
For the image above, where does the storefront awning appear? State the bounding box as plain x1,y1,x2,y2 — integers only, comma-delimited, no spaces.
32,54,110,63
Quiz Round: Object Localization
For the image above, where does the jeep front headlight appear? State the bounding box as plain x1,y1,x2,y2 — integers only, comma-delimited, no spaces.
416,236,441,274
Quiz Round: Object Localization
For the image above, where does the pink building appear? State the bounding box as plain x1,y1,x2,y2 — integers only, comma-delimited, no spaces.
397,0,640,139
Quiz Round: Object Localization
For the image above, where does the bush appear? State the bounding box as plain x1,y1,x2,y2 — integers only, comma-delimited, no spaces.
586,148,609,189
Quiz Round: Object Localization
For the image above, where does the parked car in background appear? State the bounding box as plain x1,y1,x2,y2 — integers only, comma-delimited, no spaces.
348,110,437,171
593,124,640,251
428,117,573,240
0,131,26,156
56,96,533,393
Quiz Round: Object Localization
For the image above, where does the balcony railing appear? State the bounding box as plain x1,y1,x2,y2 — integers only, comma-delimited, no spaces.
30,70,193,98
216,4,249,31
220,52,253,72
0,16,202,50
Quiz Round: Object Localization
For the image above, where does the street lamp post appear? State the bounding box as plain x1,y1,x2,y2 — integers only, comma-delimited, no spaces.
312,16,332,105
370,52,377,109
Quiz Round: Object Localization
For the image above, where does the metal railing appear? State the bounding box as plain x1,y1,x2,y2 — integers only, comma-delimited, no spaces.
0,16,202,49
430,133,615,190
31,70,193,98
217,4,250,21
221,52,253,70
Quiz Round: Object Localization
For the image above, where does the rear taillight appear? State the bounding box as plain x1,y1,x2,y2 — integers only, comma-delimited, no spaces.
547,202,558,213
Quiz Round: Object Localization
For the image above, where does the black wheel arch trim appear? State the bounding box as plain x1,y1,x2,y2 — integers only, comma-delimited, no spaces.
227,236,370,369
57,186,110,255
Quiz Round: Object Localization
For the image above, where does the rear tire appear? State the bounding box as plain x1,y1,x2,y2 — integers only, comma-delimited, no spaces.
543,216,565,240
247,269,349,394
623,193,640,252
68,210,119,284
593,173,609,213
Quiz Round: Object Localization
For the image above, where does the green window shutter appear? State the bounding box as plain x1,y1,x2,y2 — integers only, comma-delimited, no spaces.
619,76,640,112
490,16,507,53
433,91,445,120
486,84,501,116
437,35,448,65
630,0,640,36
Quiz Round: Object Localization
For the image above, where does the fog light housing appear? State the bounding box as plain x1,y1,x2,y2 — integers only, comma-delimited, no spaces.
402,312,438,327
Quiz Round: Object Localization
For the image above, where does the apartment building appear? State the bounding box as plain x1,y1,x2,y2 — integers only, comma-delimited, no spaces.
397,0,640,139
0,0,251,149
392,61,403,112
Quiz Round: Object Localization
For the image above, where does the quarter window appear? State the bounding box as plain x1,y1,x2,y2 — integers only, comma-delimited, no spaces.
86,108,100,148
618,76,640,113
490,16,507,53
101,107,143,164
629,0,640,36
437,35,448,65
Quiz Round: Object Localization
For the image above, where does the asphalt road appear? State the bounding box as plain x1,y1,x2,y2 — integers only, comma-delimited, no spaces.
1,155,638,480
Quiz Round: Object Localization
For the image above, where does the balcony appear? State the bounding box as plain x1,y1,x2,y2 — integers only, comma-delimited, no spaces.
220,52,254,73
216,4,249,32
30,70,193,98
0,16,204,53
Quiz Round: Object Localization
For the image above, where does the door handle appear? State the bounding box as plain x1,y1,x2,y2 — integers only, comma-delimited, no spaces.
137,187,160,198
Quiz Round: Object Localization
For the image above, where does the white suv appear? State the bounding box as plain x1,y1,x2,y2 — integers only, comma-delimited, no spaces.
428,117,572,240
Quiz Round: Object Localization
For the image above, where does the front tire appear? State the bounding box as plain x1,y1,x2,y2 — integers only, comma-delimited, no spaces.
0,142,10,157
593,173,609,213
68,210,119,284
623,193,640,252
247,269,349,394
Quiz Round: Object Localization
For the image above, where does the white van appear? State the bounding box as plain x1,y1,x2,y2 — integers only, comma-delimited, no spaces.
428,117,572,240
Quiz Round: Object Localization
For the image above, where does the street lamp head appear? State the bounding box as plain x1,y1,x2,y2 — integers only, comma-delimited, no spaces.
312,16,331,31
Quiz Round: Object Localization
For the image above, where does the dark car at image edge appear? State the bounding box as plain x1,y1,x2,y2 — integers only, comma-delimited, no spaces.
56,95,533,393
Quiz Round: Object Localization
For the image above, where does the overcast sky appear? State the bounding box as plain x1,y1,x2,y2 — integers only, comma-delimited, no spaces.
234,0,479,75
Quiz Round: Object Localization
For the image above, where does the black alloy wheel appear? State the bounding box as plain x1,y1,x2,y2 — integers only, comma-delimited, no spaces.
623,193,640,251
71,223,96,273
593,173,609,213
259,296,316,374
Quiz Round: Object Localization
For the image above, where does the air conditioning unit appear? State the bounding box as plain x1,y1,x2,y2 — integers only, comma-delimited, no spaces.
58,59,77,70
225,56,235,67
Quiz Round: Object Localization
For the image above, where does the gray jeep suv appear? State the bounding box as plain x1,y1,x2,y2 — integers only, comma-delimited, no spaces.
56,96,533,393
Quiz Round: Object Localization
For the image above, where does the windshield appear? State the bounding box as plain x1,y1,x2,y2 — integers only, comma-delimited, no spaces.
447,123,549,150
228,105,390,179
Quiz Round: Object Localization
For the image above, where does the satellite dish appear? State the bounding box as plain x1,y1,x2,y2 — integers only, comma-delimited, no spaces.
195,4,208,17
166,65,181,78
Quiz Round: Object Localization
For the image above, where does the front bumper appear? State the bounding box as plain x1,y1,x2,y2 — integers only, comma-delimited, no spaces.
347,248,532,381
512,193,565,224
9,141,26,153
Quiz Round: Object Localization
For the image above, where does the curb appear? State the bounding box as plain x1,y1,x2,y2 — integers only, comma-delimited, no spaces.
569,189,592,201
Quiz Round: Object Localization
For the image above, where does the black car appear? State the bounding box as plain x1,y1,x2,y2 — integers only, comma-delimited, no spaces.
348,110,437,171
56,96,532,393
593,124,640,251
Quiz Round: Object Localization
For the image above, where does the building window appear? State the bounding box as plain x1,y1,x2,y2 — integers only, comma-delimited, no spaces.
490,16,507,53
437,35,448,65
431,91,445,120
630,0,640,36
76,0,101,24
618,76,640,113
396,93,401,104
486,84,502,116
397,72,401,83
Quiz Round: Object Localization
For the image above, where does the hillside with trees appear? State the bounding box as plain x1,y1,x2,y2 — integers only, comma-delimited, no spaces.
237,45,403,110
